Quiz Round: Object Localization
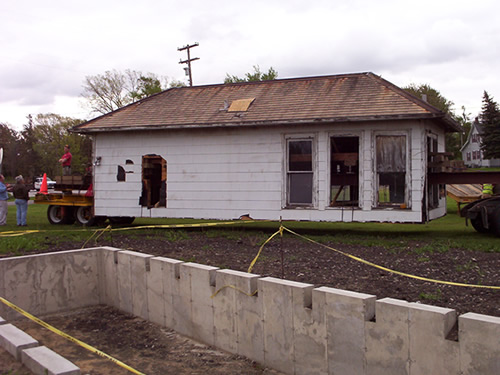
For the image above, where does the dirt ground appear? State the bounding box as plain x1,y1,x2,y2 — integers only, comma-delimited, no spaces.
1,228,499,374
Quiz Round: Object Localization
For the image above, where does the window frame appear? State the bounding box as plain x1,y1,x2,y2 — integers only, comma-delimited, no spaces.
284,134,317,208
374,131,410,208
328,133,361,208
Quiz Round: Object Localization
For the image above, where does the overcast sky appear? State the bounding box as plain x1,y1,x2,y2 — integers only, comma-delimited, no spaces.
1,0,499,130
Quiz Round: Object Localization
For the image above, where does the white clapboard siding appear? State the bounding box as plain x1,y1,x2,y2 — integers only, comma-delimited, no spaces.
92,120,448,223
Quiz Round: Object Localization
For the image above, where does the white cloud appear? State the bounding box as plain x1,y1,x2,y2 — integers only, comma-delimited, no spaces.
2,0,500,130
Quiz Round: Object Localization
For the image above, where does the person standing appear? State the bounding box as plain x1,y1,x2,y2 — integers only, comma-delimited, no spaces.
13,175,30,226
0,174,8,226
58,144,72,176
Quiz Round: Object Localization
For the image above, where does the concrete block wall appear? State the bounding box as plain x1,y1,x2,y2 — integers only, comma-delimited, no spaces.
1,247,499,375
0,249,101,320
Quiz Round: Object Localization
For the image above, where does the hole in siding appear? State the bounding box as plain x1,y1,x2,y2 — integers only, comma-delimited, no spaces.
117,166,126,182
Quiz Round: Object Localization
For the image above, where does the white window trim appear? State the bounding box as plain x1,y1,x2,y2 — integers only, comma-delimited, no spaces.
373,130,411,209
283,134,318,209
327,132,362,209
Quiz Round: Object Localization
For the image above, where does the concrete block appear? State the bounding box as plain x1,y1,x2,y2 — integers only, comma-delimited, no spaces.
116,250,133,314
146,257,166,326
38,250,100,314
172,263,193,337
234,272,264,363
293,287,328,375
259,277,314,375
2,250,99,319
408,303,459,375
22,345,80,375
0,316,6,325
317,286,376,375
459,313,500,375
116,250,153,317
0,255,39,320
0,323,39,360
213,269,261,357
128,251,153,320
366,298,410,375
213,269,243,354
160,258,184,329
97,247,121,307
186,263,218,346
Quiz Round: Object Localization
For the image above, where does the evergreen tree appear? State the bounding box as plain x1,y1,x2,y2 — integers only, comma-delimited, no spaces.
479,91,500,159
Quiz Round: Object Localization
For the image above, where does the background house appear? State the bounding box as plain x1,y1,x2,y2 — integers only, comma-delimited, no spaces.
74,72,461,223
461,120,500,168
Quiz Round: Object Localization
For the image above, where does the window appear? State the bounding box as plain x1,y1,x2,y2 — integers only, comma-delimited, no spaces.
286,138,314,206
330,136,359,207
376,135,407,207
140,155,167,208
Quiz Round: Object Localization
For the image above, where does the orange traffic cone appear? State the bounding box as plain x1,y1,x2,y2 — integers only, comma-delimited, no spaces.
40,173,48,195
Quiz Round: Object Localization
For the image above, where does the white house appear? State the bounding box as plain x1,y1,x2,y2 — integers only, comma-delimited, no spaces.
73,72,461,223
461,120,500,168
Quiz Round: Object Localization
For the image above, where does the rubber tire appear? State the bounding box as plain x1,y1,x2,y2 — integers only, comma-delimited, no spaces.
47,205,64,225
470,216,488,234
75,206,94,226
47,206,75,225
109,216,135,225
489,206,500,237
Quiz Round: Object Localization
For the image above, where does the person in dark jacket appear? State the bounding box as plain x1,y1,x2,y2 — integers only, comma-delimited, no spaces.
12,175,30,226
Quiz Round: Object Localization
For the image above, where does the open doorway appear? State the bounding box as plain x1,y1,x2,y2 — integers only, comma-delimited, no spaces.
140,155,166,208
330,136,359,207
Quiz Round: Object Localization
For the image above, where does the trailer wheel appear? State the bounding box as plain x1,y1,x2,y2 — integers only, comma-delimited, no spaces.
489,206,500,237
47,205,75,225
74,206,106,226
470,216,488,234
75,206,94,226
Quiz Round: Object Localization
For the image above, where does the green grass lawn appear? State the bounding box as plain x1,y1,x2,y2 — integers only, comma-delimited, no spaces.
1,198,499,255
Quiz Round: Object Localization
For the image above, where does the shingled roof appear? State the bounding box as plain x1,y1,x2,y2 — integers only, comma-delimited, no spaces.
73,72,461,133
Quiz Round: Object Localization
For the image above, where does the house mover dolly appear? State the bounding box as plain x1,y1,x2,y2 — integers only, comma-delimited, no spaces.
34,175,134,226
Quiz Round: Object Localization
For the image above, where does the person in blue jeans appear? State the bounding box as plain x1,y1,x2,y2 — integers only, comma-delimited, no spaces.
12,175,30,226
0,174,8,225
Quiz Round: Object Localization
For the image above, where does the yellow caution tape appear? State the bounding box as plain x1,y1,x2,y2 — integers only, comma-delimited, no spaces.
0,296,146,375
81,225,112,249
0,219,263,238
210,284,258,298
109,219,262,232
0,230,41,237
247,226,283,273
281,226,500,290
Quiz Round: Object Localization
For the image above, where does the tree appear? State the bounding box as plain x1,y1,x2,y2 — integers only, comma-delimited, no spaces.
0,123,20,177
404,83,454,113
30,114,91,177
82,70,183,115
130,74,163,101
403,83,464,159
479,91,500,159
224,65,278,84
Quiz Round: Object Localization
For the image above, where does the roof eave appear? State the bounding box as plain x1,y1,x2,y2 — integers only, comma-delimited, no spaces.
73,113,456,134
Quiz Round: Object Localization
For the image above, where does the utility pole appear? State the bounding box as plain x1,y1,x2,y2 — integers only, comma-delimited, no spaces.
178,42,199,86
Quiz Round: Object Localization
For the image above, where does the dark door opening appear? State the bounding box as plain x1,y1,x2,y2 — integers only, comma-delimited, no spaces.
140,155,166,208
